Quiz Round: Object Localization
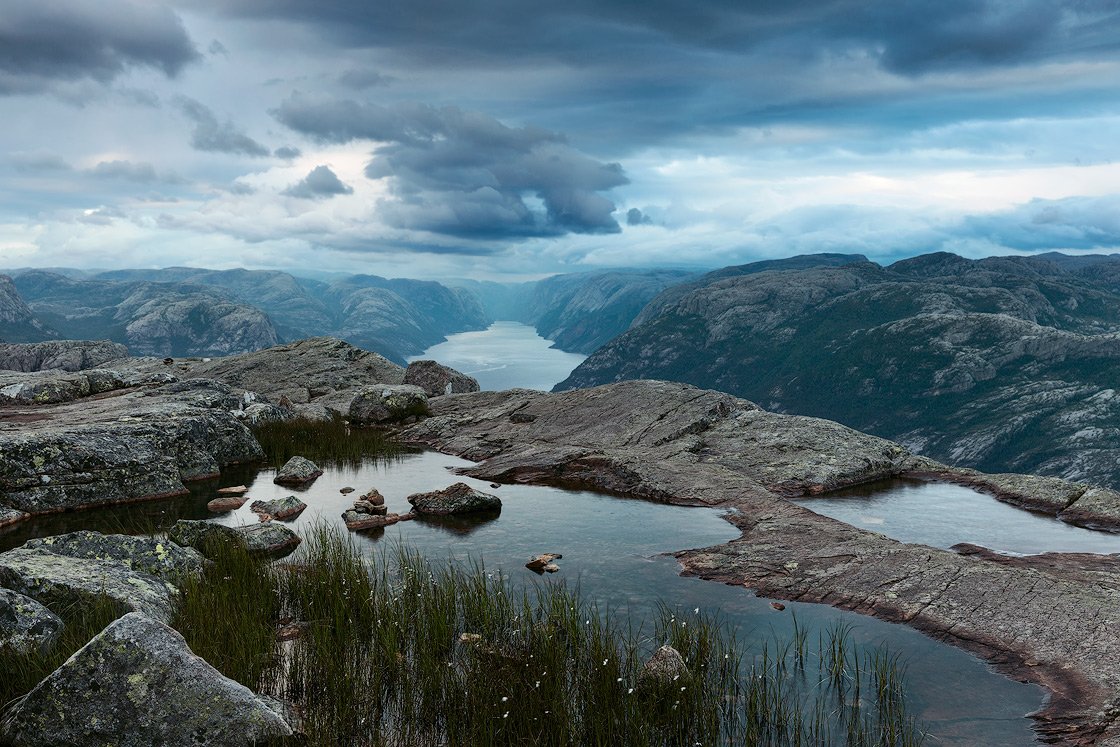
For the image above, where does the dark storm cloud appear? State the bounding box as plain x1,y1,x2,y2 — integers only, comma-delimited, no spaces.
0,0,198,95
274,146,302,159
626,208,653,226
283,165,353,199
274,95,628,238
336,69,392,90
174,96,271,157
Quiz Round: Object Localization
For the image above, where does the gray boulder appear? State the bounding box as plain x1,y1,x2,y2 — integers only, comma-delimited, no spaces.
0,532,203,622
168,519,301,559
239,402,293,428
403,359,480,397
0,340,129,372
349,384,429,425
0,588,63,654
638,645,690,692
407,482,501,515
273,455,322,485
250,496,307,521
0,612,294,746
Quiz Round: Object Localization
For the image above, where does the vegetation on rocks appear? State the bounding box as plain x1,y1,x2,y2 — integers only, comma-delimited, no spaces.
251,415,406,469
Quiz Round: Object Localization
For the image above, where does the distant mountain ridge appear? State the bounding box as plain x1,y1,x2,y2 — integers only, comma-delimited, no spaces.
558,251,1120,488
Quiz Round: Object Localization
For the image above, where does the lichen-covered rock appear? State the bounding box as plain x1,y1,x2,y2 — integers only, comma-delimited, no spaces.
0,506,29,528
239,402,292,428
273,455,322,485
0,532,202,622
637,645,690,692
167,519,301,559
0,612,294,746
403,360,480,397
407,482,501,515
0,588,63,654
250,496,307,521
349,384,429,425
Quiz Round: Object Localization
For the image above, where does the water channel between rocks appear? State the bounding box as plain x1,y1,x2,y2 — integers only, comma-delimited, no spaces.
795,478,1120,555
1,450,1049,745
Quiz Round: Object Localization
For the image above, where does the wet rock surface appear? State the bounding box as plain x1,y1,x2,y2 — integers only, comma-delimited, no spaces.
403,380,1120,744
349,384,430,425
403,359,480,397
407,482,501,515
273,455,323,485
0,612,294,746
0,588,63,654
0,531,203,622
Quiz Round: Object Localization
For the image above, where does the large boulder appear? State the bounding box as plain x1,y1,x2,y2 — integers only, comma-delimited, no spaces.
0,588,63,654
0,612,294,746
407,482,501,515
349,384,429,425
0,532,203,622
250,496,307,521
273,455,322,485
403,360,480,397
167,519,301,559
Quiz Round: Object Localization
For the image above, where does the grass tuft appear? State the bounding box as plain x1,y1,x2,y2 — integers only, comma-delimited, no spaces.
252,415,409,469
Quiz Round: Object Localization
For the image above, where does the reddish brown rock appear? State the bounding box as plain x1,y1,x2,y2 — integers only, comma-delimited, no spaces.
342,510,400,531
216,485,248,496
207,496,246,513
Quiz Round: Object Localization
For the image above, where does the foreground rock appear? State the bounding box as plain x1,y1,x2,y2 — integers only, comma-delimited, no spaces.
638,645,690,693
0,612,294,746
167,519,301,559
403,359,480,397
273,455,322,485
0,588,63,654
0,378,262,517
349,384,429,425
407,483,501,515
402,380,1120,743
526,553,562,574
250,496,307,521
0,531,203,622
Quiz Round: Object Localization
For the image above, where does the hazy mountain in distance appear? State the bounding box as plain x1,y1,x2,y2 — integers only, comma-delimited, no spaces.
0,274,58,343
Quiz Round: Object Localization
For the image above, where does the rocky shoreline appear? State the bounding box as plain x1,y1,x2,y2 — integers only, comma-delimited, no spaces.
402,382,1120,745
2,340,1119,744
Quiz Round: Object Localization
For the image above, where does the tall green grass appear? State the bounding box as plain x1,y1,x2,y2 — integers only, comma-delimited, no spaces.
173,523,925,746
252,415,409,468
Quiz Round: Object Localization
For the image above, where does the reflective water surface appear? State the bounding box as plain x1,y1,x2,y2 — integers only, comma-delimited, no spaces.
408,321,586,391
796,478,1120,556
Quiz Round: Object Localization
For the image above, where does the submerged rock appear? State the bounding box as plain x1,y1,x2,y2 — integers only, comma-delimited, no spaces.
0,588,63,654
273,455,322,485
403,359,480,397
250,496,307,521
349,384,429,425
0,612,294,746
0,532,203,622
526,553,563,574
407,482,501,515
168,519,301,559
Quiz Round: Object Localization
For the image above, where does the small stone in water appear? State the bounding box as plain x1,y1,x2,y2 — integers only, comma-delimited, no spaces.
340,486,355,494
769,601,786,611
216,485,248,495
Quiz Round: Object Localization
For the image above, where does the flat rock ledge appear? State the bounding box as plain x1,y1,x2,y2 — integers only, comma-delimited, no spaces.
0,612,294,746
402,380,1120,745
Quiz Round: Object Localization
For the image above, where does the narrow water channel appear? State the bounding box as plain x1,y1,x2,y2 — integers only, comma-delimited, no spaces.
795,478,1120,555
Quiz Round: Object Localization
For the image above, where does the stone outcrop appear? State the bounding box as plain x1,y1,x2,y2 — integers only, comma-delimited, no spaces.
0,340,128,372
0,612,294,746
402,380,1120,743
250,496,307,521
273,455,323,486
0,275,55,343
167,519,301,559
558,252,1120,489
0,379,263,517
349,384,429,425
407,483,501,515
0,531,204,622
0,588,63,654
403,359,480,396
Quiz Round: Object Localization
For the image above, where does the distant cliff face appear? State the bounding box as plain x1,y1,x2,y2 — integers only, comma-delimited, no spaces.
558,252,1120,488
519,269,694,353
0,275,57,343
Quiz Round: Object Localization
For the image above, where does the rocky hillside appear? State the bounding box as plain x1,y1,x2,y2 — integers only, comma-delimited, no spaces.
519,269,694,353
0,275,56,343
558,252,1120,487
12,271,278,357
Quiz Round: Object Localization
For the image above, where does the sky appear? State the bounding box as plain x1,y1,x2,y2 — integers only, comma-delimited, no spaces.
1,0,1118,280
